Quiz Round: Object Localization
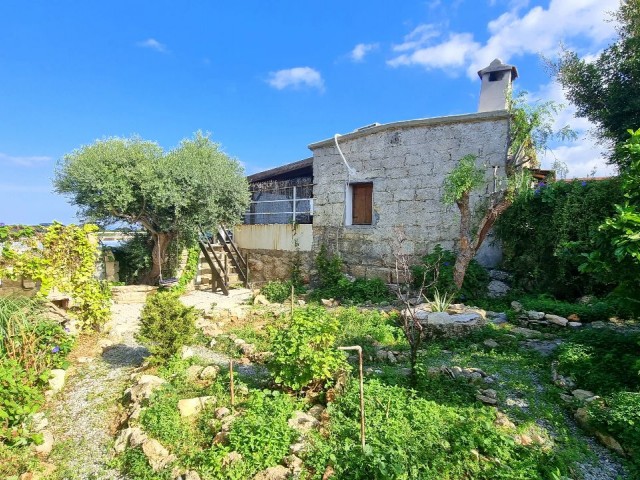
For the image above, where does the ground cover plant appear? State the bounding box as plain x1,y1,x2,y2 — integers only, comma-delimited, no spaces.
0,297,74,476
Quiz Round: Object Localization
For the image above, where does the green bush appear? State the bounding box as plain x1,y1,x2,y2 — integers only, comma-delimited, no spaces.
304,379,568,480
268,306,349,390
0,359,44,445
518,294,633,322
495,179,625,299
111,232,154,284
228,390,298,472
555,328,640,395
315,244,343,289
335,307,404,357
410,245,489,300
136,292,197,363
588,392,640,471
260,280,294,303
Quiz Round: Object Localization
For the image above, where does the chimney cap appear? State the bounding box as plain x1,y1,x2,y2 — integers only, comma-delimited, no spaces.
477,58,518,80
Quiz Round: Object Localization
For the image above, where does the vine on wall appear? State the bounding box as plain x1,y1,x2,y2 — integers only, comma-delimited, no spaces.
0,223,111,330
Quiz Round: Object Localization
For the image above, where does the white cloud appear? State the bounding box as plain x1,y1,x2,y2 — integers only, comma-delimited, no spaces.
350,43,379,62
388,0,618,78
0,152,52,167
136,38,168,53
267,67,325,91
388,32,479,70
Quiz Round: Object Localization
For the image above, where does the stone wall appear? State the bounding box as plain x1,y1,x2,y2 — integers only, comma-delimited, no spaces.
309,111,510,280
241,248,314,287
0,278,40,297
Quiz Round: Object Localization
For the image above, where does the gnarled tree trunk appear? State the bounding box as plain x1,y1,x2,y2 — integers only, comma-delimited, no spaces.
143,231,176,285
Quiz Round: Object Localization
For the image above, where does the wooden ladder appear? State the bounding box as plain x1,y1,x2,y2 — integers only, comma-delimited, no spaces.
197,226,248,295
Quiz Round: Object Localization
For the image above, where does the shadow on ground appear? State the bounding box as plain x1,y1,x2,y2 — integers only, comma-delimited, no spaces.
102,344,148,367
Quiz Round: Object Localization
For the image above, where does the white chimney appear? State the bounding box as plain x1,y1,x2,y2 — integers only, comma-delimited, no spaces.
477,58,518,112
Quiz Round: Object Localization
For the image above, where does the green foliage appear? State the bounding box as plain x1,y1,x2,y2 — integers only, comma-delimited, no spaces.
555,328,640,395
173,246,200,294
111,232,153,284
268,306,349,390
442,154,484,205
140,386,195,450
118,447,172,480
260,280,294,303
430,288,456,312
228,390,298,471
410,245,489,300
517,294,633,323
0,223,111,330
315,244,343,289
136,292,197,363
0,359,44,445
495,178,624,298
552,1,640,168
54,132,250,280
335,308,405,359
588,392,640,470
305,379,567,480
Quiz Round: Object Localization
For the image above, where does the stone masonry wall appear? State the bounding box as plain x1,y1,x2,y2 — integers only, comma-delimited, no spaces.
310,112,511,281
241,248,314,287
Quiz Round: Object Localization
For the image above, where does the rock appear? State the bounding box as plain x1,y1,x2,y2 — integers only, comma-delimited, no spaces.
221,451,243,467
213,431,229,445
595,431,625,456
375,349,387,361
489,270,512,282
48,369,66,392
114,427,147,453
483,338,499,348
20,462,56,480
560,393,574,403
253,465,291,480
288,411,319,433
181,346,195,359
30,412,48,432
290,442,307,454
531,433,545,445
285,454,304,474
97,339,114,349
253,294,270,305
572,389,596,402
476,394,498,405
554,375,576,390
186,365,204,382
591,321,606,328
494,412,516,430
510,301,523,312
175,472,201,480
215,407,231,419
487,280,510,298
240,343,256,356
567,314,580,322
199,365,220,380
387,351,397,363
482,389,497,399
178,396,216,417
545,314,569,327
568,322,582,328
34,430,54,457
142,438,175,471
307,405,326,420
514,434,533,446
505,397,529,409
574,407,589,428
577,295,594,305
511,327,541,339
128,375,166,404
526,311,545,321
490,312,508,324
322,466,335,479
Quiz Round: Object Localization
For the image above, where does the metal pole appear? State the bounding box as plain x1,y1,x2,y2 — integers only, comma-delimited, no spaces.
338,345,365,449
292,185,297,224
229,360,235,410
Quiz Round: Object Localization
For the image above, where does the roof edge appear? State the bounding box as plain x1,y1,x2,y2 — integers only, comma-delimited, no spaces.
247,157,313,183
307,110,510,150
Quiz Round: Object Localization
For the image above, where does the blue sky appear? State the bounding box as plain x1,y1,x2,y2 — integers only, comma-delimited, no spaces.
0,0,619,224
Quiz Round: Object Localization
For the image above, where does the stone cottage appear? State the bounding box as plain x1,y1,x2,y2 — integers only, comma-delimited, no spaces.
234,59,518,284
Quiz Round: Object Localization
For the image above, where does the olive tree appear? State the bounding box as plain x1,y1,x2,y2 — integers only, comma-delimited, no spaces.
443,94,572,289
54,131,250,283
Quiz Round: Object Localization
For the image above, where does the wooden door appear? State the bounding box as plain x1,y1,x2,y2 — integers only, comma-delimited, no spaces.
352,183,372,225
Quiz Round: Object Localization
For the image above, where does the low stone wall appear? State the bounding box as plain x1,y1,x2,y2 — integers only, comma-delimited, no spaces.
241,248,314,286
110,285,158,304
0,278,40,297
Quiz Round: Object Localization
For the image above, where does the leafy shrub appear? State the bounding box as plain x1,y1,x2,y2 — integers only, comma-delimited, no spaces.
335,307,404,358
315,244,343,289
136,292,197,363
0,359,44,445
228,390,298,472
261,280,294,303
268,306,349,390
519,294,634,322
411,245,489,300
118,447,172,480
495,178,625,298
304,379,567,480
588,392,640,470
111,231,153,284
555,328,640,395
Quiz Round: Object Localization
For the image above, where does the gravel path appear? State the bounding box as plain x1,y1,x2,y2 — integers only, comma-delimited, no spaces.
46,302,147,480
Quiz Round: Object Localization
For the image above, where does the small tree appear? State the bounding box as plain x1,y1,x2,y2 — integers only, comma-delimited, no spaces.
54,131,250,283
443,93,572,289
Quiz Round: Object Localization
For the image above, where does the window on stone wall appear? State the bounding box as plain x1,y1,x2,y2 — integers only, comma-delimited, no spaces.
350,182,373,225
